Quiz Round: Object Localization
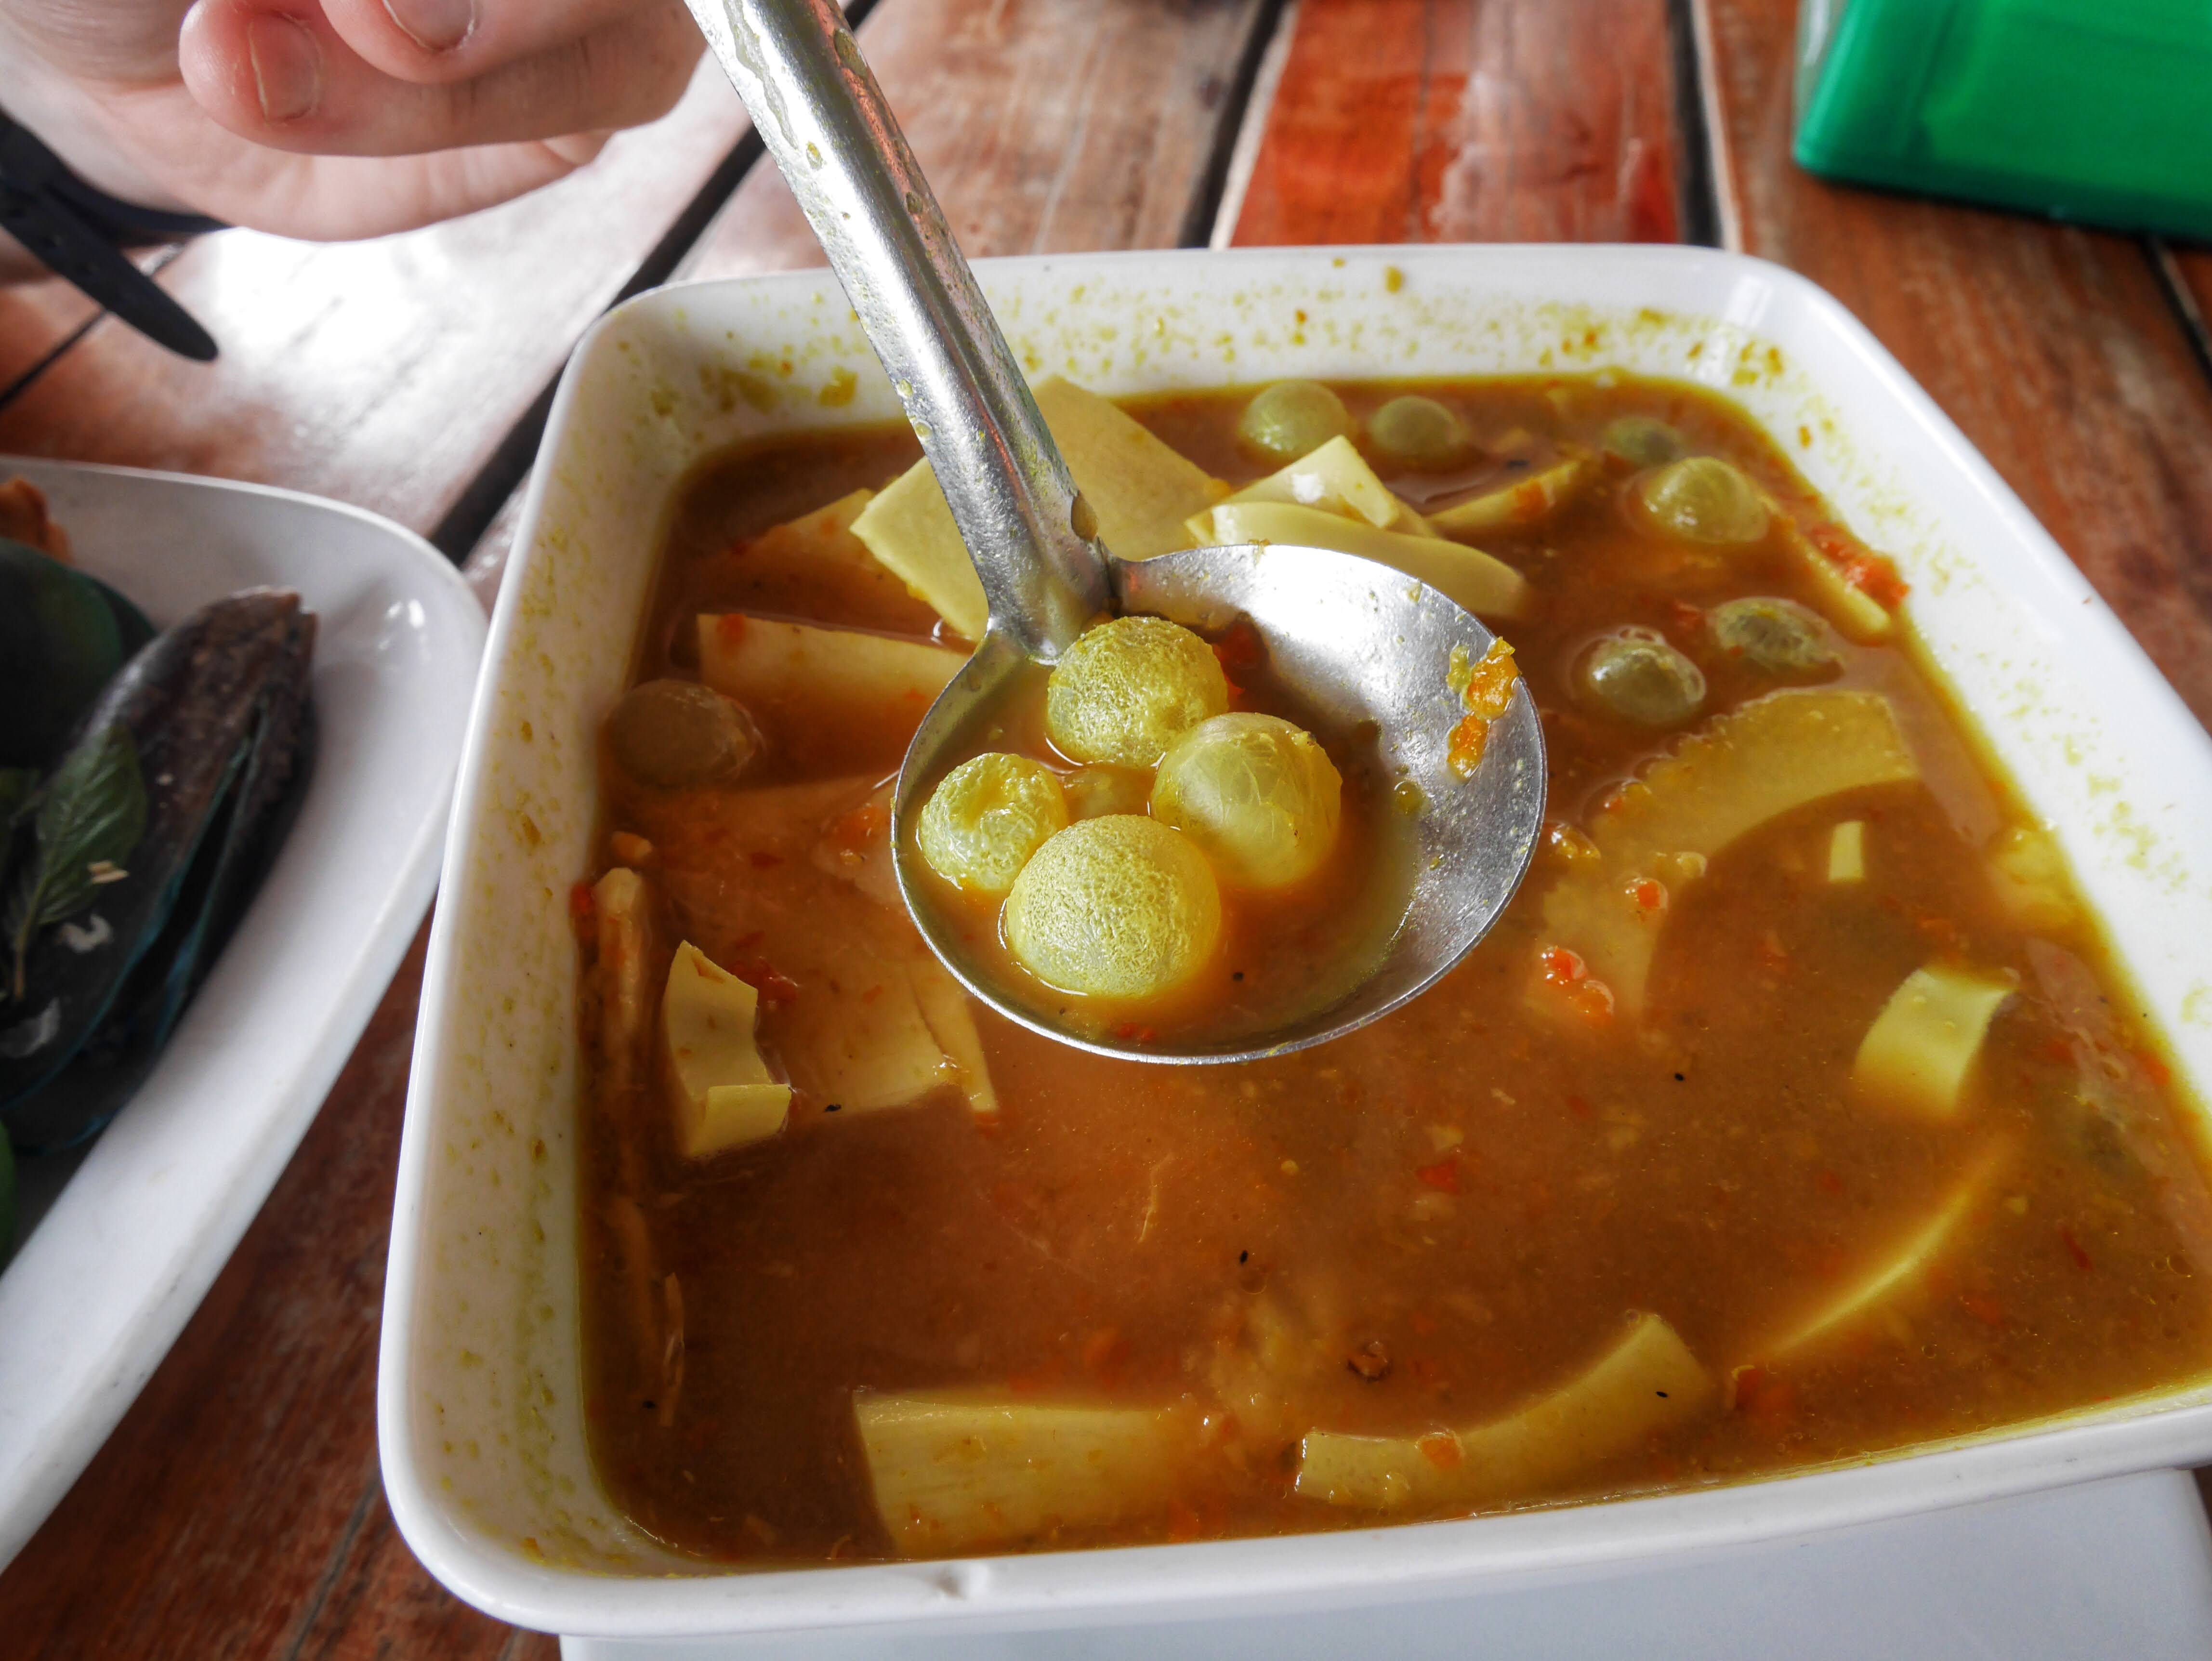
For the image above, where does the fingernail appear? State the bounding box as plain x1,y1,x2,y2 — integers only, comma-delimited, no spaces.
247,15,321,123
383,0,475,53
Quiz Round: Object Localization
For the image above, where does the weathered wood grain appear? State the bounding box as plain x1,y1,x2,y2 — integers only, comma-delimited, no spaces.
2163,244,2212,375
680,0,1272,280
1704,0,2212,729
0,276,100,402
0,58,749,539
1226,0,1683,247
0,930,528,1657
285,1480,561,1661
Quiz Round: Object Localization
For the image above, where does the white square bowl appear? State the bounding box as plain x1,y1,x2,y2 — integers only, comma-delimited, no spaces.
380,246,2212,1640
0,459,486,1569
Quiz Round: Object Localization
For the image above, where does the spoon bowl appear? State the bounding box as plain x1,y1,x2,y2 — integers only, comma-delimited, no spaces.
892,542,1545,1062
686,0,1547,1060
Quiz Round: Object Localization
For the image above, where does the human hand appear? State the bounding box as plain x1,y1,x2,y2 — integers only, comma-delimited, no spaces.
0,0,705,243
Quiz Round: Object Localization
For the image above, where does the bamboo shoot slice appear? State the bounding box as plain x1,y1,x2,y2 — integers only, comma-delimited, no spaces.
661,941,791,1158
811,782,901,910
697,615,962,752
909,954,1000,1119
775,951,954,1114
1219,435,1434,536
1540,690,1919,1018
856,1393,1190,1556
737,488,878,580
1771,508,1896,643
851,377,1224,640
1762,1144,2007,1358
1188,500,1532,620
1429,453,1592,537
1854,964,2014,1119
592,867,656,1099
1296,1313,1714,1514
1828,820,1866,883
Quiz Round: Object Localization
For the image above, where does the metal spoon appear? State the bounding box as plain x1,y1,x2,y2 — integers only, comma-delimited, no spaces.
685,0,1545,1063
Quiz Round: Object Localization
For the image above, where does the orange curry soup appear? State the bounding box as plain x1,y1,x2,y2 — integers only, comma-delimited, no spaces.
572,375,2212,1564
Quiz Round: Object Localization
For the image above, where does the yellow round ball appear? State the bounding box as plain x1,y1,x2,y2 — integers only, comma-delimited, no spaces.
1151,713,1343,890
916,752,1069,896
1045,616,1229,768
1004,817,1222,1001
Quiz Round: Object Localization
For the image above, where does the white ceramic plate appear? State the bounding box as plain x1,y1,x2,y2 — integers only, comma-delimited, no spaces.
382,246,2212,1641
0,459,485,1569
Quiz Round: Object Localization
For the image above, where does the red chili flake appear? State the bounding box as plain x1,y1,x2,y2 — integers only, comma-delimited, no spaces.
732,962,800,1007
2036,1036,2075,1066
1540,946,1588,986
1668,600,1705,633
1417,1432,1462,1470
2059,1226,2094,1271
1447,713,1490,778
1628,877,1668,916
713,613,748,646
1734,1365,1798,1427
1112,1022,1159,1044
1565,1093,1596,1121
1815,1169,1843,1195
2141,1052,2173,1090
1810,525,1910,608
748,850,784,868
568,882,596,923
1961,1291,2006,1327
1211,618,1265,673
1415,1159,1461,1194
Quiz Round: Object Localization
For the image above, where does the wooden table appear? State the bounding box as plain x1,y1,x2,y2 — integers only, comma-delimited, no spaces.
3,1,2210,1651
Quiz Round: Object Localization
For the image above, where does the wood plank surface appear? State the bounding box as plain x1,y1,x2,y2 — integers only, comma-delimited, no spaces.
0,58,750,542
680,0,1272,280
1702,0,2212,728
2165,244,2212,372
0,276,101,401
1226,0,1684,247
0,931,551,1659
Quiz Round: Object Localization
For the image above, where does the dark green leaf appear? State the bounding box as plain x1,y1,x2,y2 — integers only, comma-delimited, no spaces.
4,725,146,999
0,768,33,829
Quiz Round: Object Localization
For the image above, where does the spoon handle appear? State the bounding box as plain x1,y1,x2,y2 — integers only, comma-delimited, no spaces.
685,0,1110,658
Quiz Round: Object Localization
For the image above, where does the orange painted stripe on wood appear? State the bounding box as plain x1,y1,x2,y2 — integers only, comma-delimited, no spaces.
1230,0,1684,247
682,0,1271,280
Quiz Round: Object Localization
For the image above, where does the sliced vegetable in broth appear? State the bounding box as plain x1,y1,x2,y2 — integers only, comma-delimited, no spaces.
573,373,2212,1566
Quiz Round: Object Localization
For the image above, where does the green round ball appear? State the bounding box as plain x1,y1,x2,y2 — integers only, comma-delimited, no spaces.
1634,456,1769,546
1151,713,1343,890
1046,616,1229,768
916,752,1070,895
1237,380,1354,462
1004,816,1223,1002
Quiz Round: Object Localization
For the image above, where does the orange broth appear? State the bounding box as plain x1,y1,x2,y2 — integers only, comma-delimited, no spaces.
573,375,2212,1563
